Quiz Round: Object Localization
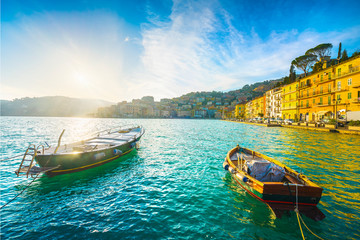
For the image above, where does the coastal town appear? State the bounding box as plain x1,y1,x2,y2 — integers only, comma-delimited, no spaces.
96,44,360,130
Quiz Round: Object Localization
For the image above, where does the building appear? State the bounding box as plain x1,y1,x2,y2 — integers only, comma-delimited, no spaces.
298,55,360,122
234,104,246,119
252,96,265,118
265,87,282,119
281,81,299,120
246,101,254,119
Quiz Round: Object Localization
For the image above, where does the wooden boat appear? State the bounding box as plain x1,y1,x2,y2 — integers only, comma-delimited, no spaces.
224,145,325,220
15,125,145,177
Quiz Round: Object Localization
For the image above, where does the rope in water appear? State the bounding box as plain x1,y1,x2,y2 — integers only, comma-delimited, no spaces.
295,184,305,240
0,152,54,210
0,172,41,210
0,154,24,162
295,183,325,240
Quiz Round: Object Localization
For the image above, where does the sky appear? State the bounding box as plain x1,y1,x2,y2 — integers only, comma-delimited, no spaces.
1,0,360,102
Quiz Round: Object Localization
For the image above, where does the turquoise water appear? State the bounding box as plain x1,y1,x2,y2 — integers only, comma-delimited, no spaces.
1,117,359,239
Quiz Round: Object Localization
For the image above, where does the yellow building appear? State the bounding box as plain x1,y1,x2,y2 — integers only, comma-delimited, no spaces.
298,55,360,121
252,96,265,117
234,104,246,119
281,81,299,120
246,101,254,119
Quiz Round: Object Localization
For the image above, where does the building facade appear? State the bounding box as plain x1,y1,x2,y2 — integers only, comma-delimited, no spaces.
298,55,360,122
281,81,299,120
265,87,282,119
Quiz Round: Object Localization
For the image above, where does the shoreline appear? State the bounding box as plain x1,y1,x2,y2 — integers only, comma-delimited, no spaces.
223,120,360,135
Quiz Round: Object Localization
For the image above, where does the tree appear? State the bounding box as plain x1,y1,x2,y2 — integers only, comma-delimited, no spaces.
305,43,333,61
311,61,323,73
292,54,317,76
337,42,342,60
289,64,296,82
351,50,360,58
341,49,348,61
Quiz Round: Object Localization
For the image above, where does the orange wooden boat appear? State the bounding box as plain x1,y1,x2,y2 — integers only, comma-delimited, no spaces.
224,145,325,220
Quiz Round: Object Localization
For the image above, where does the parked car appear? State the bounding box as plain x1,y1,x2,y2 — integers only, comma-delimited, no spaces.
275,118,284,124
284,119,294,125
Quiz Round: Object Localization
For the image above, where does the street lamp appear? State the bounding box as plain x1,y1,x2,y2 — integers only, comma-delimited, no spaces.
333,97,342,128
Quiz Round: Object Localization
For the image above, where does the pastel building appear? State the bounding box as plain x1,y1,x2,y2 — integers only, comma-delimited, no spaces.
281,81,299,120
265,87,282,119
298,55,360,121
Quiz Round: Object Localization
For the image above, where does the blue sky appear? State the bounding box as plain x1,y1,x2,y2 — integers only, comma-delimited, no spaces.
2,0,360,102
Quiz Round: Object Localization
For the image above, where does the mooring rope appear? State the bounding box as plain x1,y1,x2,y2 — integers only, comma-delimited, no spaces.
0,151,54,210
295,183,325,240
0,172,41,210
0,154,24,162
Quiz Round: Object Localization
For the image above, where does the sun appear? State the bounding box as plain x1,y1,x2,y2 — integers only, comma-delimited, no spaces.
73,71,89,86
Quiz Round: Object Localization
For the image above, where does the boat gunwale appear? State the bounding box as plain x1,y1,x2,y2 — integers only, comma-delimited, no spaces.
37,126,145,157
226,145,322,189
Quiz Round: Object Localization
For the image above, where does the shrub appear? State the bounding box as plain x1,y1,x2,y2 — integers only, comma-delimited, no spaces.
348,120,360,126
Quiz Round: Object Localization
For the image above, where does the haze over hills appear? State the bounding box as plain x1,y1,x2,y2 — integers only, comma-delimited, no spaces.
0,78,282,117
0,96,113,117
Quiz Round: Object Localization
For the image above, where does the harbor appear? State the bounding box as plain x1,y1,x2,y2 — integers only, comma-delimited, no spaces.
224,120,360,135
1,117,359,239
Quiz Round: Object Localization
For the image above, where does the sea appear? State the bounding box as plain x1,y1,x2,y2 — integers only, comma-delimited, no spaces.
1,117,359,239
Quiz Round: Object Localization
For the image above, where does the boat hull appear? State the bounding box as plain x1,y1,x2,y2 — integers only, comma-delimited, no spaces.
224,145,325,220
229,165,321,206
35,130,143,177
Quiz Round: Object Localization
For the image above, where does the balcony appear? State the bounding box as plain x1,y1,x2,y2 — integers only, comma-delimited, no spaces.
298,83,312,90
334,66,360,79
353,98,360,104
299,104,312,109
334,87,349,93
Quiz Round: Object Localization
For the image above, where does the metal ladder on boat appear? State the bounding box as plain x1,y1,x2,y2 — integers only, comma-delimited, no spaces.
15,144,44,178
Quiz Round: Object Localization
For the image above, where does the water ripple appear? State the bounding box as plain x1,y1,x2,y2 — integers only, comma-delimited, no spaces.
1,117,359,239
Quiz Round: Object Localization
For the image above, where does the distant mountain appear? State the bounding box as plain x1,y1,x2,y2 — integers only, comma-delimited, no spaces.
0,96,113,117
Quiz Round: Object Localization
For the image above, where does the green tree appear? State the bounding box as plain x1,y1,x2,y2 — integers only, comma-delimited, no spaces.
341,49,348,61
289,64,296,82
292,54,317,76
351,50,360,58
311,61,323,73
337,42,342,60
305,43,333,61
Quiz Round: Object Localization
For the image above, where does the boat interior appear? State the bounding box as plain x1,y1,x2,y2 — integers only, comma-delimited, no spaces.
229,150,303,185
42,127,142,155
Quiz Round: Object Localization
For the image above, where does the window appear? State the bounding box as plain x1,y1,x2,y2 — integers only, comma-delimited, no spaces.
313,99,315,104
348,92,352,99
328,83,331,92
320,86,323,94
338,68,341,76
328,96,331,105
328,72,331,79
307,89,309,97
313,78,316,84
301,101,303,107
313,88,315,95
348,78,352,86
321,75,323,81
337,81,341,91
320,97,323,105
306,100,309,107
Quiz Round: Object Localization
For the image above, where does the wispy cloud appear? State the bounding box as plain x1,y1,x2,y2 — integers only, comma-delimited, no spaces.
2,1,360,102
138,1,360,96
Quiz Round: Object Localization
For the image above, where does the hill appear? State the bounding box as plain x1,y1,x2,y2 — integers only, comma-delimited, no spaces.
0,96,113,117
180,78,282,102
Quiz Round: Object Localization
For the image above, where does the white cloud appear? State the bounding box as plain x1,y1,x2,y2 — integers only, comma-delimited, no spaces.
138,2,360,97
2,3,360,102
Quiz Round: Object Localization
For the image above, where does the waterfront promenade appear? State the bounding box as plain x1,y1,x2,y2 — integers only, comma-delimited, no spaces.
223,120,360,135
